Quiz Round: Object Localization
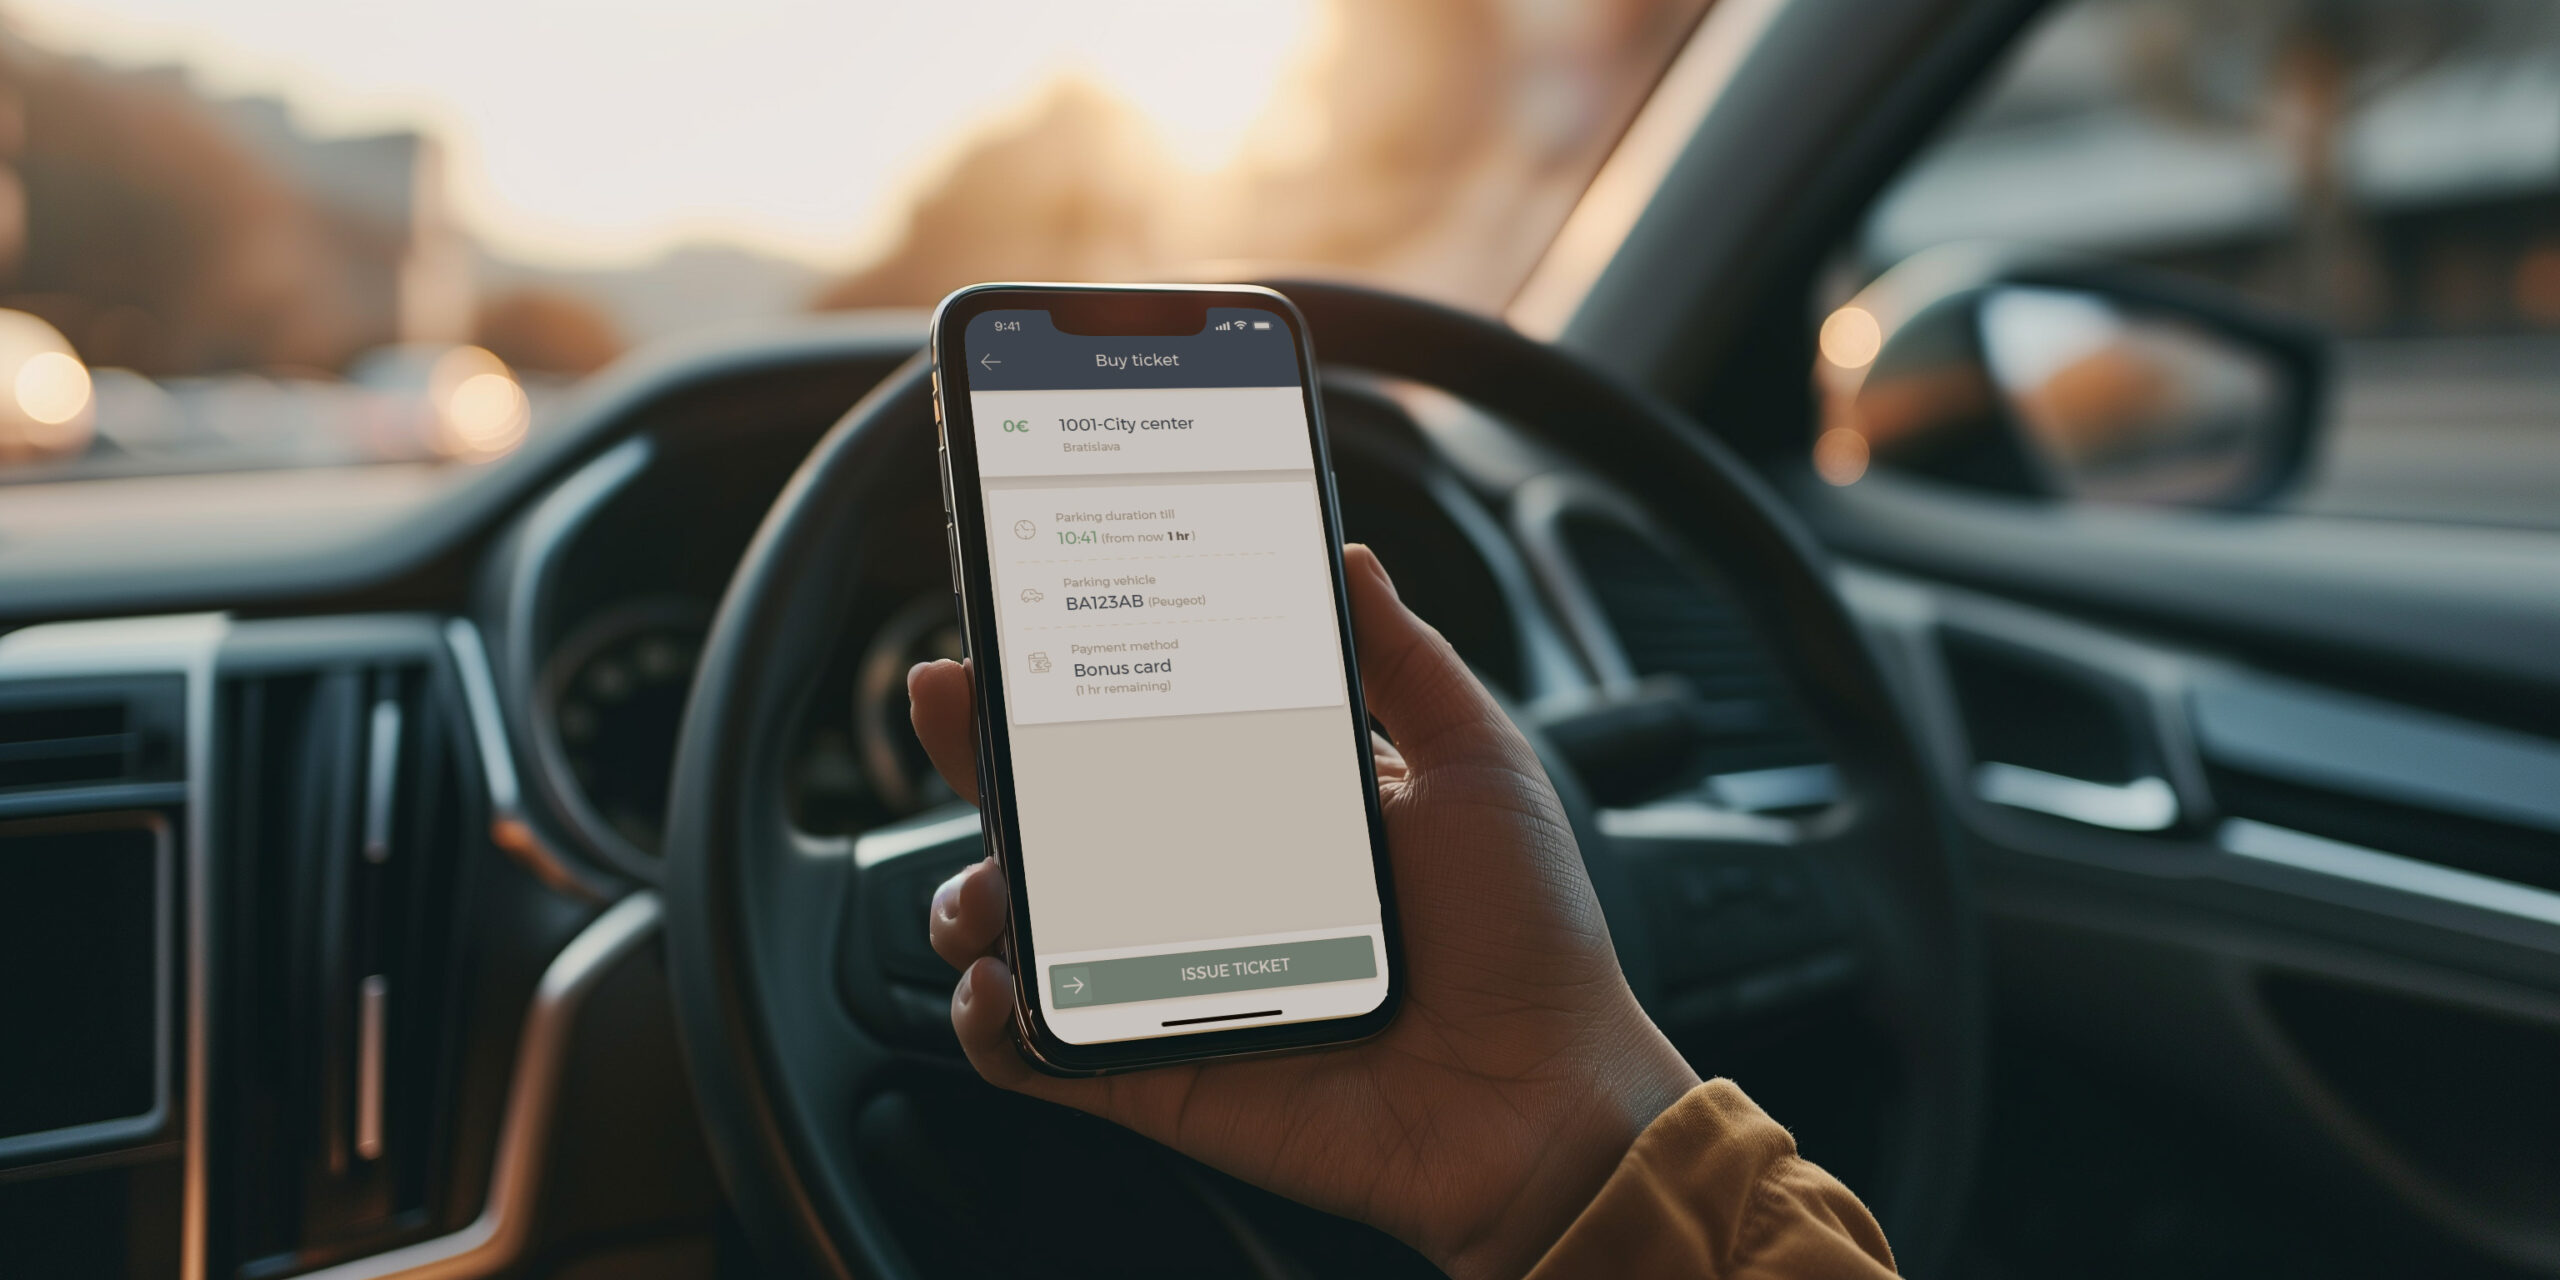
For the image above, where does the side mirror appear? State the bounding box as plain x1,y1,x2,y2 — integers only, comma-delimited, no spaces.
1816,246,2327,508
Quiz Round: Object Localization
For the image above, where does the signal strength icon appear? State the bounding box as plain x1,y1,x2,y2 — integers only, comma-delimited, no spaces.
1213,320,1233,330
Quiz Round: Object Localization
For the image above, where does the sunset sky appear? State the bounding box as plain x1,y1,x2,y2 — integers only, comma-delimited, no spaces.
10,0,1321,269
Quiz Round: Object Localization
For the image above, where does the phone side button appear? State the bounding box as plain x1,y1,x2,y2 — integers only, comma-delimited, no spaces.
945,521,961,591
938,445,954,514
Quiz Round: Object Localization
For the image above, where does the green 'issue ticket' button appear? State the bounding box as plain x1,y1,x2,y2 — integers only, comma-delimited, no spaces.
1049,934,1377,1008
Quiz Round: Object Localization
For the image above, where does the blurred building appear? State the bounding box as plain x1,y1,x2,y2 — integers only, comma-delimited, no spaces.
0,38,470,375
218,96,476,347
1863,0,2560,338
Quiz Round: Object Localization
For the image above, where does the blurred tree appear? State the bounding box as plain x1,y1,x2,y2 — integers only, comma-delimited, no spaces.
0,36,385,374
475,286,623,376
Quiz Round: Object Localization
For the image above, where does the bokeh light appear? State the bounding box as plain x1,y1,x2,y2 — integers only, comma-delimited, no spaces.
16,351,93,426
1819,305,1883,370
1813,426,1870,486
428,345,528,460
0,310,97,462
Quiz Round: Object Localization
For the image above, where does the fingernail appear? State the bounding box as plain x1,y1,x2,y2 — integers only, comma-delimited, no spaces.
931,872,964,924
953,966,975,1010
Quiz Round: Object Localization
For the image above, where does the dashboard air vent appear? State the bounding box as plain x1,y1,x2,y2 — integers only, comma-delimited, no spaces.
0,678,182,793
214,657,476,1274
1558,515,1824,785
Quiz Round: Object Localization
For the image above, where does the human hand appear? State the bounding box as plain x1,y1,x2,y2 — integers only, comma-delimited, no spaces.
909,544,1699,1280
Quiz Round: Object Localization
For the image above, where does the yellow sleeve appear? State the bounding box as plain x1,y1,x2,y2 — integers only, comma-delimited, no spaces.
1525,1079,1896,1279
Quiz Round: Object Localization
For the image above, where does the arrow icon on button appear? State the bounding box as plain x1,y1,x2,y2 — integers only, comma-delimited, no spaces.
1061,974,1086,995
979,354,1001,370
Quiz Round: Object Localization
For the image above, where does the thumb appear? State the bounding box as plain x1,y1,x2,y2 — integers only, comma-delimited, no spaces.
1341,544,1514,769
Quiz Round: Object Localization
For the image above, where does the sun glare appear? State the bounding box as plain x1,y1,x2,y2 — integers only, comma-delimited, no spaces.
1062,2,1316,171
8,0,1319,270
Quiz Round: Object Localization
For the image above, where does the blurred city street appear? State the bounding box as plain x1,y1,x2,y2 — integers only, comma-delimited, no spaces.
2310,336,2560,525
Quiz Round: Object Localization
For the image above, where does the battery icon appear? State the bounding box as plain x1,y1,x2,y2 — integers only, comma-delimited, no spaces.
1251,321,1272,330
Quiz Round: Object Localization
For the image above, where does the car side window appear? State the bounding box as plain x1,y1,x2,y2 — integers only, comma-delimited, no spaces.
1823,0,2560,529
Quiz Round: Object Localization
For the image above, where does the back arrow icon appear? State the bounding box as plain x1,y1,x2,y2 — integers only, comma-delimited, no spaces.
1062,975,1086,994
979,354,1001,370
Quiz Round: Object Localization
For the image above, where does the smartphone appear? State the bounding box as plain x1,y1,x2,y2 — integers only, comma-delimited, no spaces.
928,283,1402,1074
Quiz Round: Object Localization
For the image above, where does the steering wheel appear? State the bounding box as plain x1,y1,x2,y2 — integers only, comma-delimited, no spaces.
663,281,1983,1277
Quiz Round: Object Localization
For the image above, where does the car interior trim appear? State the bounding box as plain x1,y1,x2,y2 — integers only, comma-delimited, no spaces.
851,805,982,870
1508,473,1653,690
0,779,189,822
1702,763,1839,812
356,972,388,1161
1811,474,2560,699
1508,0,1792,338
499,435,668,880
2192,671,2560,835
1972,762,2179,833
0,610,227,1280
290,889,665,1280
1846,562,2560,956
182,618,219,1280
1563,0,2046,400
1397,411,1594,699
1842,562,2560,846
444,617,615,903
1595,800,1802,845
2221,818,2560,933
363,696,403,865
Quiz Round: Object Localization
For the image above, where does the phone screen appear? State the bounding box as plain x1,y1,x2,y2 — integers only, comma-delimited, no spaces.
953,301,1390,1048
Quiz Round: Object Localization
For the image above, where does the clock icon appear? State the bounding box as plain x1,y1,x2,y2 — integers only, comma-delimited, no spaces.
1013,519,1037,540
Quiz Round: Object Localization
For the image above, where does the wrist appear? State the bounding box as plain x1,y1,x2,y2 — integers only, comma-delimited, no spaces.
1441,1016,1701,1280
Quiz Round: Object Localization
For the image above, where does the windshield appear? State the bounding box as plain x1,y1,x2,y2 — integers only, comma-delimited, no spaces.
0,0,1706,483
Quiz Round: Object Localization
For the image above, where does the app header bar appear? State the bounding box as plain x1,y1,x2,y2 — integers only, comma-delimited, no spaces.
963,307,1301,391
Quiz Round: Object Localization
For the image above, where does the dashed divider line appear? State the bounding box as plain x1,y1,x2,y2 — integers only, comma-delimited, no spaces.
1020,616,1283,631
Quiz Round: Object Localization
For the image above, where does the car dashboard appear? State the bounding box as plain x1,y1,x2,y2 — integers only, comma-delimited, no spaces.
0,315,1833,1277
